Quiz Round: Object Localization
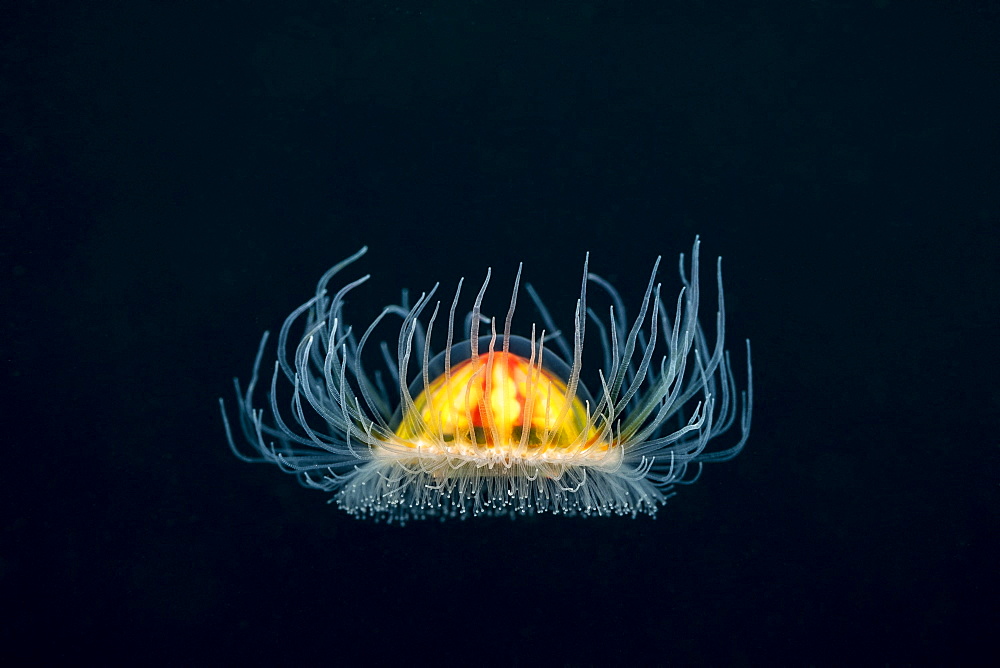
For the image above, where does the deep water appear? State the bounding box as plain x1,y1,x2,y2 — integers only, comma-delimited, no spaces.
2,1,997,664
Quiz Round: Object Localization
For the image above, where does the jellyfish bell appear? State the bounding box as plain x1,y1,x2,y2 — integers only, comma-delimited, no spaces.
221,238,752,523
391,334,605,461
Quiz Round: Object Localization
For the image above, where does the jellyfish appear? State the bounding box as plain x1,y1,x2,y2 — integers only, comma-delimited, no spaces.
220,237,752,523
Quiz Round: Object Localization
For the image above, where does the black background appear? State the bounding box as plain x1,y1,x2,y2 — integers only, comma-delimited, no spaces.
3,1,997,664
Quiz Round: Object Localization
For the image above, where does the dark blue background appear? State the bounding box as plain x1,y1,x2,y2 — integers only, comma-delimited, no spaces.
3,1,997,664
